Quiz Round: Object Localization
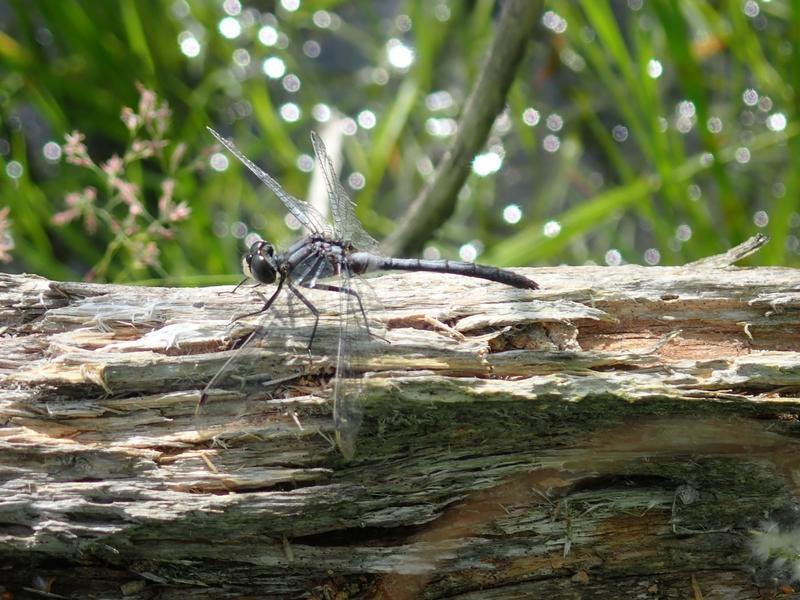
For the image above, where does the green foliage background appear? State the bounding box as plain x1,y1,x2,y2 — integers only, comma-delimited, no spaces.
0,0,798,284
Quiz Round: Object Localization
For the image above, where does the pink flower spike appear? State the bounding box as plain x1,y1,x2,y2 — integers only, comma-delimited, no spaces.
170,143,186,172
140,241,159,266
83,211,97,234
102,155,124,177
64,130,85,145
63,130,91,166
128,201,144,216
137,85,157,118
64,192,81,207
112,179,140,206
169,201,191,222
158,179,176,216
52,208,80,226
121,107,140,131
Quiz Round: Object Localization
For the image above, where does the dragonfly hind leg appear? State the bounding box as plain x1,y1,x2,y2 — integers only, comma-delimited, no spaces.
285,280,321,352
312,283,388,343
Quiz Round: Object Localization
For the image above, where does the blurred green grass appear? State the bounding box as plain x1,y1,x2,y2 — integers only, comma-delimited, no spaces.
0,0,798,284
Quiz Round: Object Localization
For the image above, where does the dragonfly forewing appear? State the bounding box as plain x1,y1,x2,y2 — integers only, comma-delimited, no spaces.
310,131,380,253
208,127,332,237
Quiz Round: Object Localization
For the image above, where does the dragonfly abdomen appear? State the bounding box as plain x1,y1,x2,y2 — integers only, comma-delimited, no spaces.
352,253,539,290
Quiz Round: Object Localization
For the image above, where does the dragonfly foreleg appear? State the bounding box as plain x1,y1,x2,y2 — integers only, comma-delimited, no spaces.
231,274,285,323
218,277,252,296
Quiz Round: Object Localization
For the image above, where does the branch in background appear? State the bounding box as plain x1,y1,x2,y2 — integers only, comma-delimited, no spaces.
381,0,544,258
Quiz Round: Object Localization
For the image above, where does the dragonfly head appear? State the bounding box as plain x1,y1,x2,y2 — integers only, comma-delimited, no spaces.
243,240,278,284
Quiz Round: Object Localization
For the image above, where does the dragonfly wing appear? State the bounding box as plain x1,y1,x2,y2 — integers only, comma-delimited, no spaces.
333,281,362,460
198,298,288,407
310,131,380,252
208,127,331,236
330,265,386,459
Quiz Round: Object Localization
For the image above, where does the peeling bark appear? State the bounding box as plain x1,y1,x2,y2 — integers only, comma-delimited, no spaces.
2,236,800,598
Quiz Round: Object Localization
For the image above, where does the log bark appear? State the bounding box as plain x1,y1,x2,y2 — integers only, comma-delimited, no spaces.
2,235,800,598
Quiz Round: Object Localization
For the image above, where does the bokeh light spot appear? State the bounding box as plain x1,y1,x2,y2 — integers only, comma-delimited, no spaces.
347,172,365,190
6,161,23,179
262,56,286,78
258,25,278,46
178,32,201,57
43,141,62,161
472,152,502,176
279,103,301,122
742,88,758,106
502,204,522,224
218,17,241,39
522,108,540,126
767,113,787,132
387,39,415,69
210,152,229,172
644,248,661,265
357,110,376,129
543,220,561,238
280,0,300,12
312,103,331,122
605,249,622,266
647,59,663,78
543,135,560,152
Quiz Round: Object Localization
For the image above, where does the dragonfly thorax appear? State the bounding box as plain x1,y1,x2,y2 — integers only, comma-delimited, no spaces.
243,240,278,284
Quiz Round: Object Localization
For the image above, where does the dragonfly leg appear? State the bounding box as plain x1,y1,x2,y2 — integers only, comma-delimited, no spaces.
231,274,285,322
312,283,387,343
285,280,321,351
219,277,253,296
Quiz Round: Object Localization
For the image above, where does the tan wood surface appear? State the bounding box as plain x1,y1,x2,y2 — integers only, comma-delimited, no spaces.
2,236,799,598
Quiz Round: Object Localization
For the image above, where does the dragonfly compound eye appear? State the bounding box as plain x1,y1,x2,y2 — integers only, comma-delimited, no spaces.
249,244,278,284
248,240,273,255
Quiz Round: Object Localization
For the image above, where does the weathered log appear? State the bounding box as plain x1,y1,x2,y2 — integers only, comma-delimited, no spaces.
2,235,800,598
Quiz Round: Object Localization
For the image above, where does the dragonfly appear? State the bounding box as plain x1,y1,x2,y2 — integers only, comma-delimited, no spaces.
203,127,539,458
